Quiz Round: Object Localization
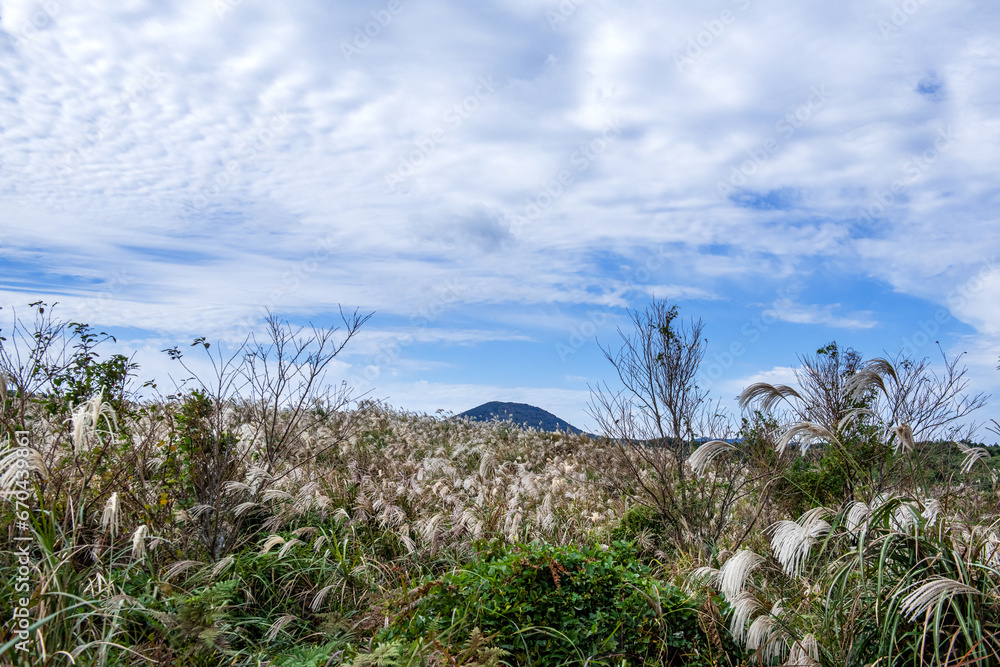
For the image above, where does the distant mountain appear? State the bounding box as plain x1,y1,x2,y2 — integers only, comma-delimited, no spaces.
458,401,586,435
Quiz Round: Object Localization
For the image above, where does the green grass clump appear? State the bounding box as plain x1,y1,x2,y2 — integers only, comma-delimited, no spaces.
384,541,717,666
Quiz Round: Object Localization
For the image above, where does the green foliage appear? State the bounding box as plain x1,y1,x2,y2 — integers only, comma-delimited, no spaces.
386,541,713,666
609,498,719,561
653,303,680,364
0,302,139,437
354,641,419,667
162,389,240,510
610,505,663,544
340,631,507,667
270,640,352,667
777,452,852,516
45,322,138,420
823,500,1000,666
0,504,146,666
167,578,240,662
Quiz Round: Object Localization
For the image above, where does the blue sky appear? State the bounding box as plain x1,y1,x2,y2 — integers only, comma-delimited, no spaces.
1,0,999,434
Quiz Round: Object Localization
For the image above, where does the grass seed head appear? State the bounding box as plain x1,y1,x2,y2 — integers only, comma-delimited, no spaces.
898,576,980,623
101,492,120,537
720,550,765,599
728,591,763,643
688,439,737,476
787,634,820,666
746,613,785,664
892,423,915,453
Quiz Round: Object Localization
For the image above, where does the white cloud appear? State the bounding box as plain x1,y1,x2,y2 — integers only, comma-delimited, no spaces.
773,301,878,330
2,0,999,423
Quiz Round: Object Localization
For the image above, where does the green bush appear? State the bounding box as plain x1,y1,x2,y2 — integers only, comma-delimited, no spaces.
610,504,663,544
385,541,715,666
166,578,240,664
776,452,851,516
608,504,680,559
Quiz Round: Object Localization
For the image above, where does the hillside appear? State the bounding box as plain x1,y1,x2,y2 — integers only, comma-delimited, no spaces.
458,401,587,435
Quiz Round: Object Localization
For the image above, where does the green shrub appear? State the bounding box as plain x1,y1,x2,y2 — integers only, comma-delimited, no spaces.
385,541,714,666
608,504,679,559
166,578,240,664
610,504,663,544
269,639,354,667
776,452,851,516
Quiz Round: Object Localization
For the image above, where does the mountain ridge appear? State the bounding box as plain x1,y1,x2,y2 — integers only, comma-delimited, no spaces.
457,401,587,435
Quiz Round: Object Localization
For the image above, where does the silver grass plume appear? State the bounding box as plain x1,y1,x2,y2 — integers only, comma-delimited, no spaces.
738,383,804,413
378,503,406,529
72,399,92,454
837,407,876,431
775,422,839,457
211,555,235,579
263,511,287,532
746,615,785,664
90,392,112,430
144,456,165,474
891,501,920,532
260,535,286,554
845,365,889,403
720,550,766,599
845,357,899,409
768,507,831,578
332,507,350,525
234,501,260,517
130,524,148,559
921,499,942,527
101,492,120,537
956,441,990,474
163,560,203,582
396,525,416,554
537,493,555,533
262,488,293,502
420,513,445,552
982,532,1000,568
310,584,337,612
728,591,763,643
0,445,46,491
898,576,979,623
892,423,915,454
469,513,485,540
844,501,870,534
688,440,737,476
504,509,523,542
265,614,298,642
277,538,303,558
245,465,271,488
72,393,118,454
223,481,253,496
478,451,497,478
188,503,215,519
172,508,193,525
786,634,820,667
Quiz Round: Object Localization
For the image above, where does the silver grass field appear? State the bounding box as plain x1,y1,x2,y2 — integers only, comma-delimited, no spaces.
1,302,999,666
